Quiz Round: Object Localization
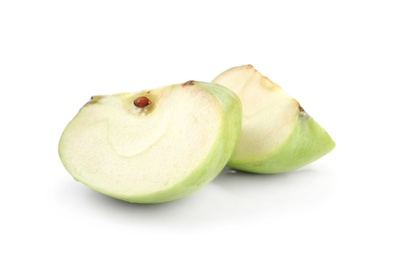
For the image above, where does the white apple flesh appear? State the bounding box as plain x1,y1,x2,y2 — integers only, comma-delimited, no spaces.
59,81,242,203
213,65,335,174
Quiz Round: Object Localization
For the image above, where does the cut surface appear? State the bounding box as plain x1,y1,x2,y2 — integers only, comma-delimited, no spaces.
213,65,299,161
213,65,335,173
59,81,242,202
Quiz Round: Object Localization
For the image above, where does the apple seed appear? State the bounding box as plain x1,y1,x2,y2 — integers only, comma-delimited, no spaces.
134,96,151,108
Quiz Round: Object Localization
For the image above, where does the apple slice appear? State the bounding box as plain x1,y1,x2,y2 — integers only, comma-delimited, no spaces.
212,65,335,174
58,81,242,203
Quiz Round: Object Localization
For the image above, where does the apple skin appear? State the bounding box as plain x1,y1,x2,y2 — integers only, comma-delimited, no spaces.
58,81,242,203
227,112,335,174
213,65,335,174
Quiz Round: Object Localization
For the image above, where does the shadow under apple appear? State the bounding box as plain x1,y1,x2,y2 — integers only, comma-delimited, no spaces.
57,164,334,230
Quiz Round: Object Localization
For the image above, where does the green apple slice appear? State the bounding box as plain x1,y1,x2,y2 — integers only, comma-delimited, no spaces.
58,81,242,203
213,65,335,174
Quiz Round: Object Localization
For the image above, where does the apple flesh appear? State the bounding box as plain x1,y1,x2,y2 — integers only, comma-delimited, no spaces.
213,65,335,174
58,81,242,203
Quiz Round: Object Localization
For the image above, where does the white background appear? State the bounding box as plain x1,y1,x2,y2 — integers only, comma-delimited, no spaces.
1,0,395,259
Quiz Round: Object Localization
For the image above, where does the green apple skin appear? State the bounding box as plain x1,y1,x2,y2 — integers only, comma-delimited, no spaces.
213,65,335,174
227,112,335,174
59,81,242,203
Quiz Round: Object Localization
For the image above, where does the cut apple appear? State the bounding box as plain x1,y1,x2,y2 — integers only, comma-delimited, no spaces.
213,65,335,174
59,81,242,203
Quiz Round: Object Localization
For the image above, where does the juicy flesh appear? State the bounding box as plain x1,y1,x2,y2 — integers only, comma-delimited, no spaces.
213,65,300,162
59,84,223,196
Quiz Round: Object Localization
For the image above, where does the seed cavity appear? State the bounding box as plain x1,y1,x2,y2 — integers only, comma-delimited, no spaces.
134,96,151,108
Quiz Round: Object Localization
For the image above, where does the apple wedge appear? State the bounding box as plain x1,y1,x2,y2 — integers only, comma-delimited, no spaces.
213,65,335,174
58,81,242,203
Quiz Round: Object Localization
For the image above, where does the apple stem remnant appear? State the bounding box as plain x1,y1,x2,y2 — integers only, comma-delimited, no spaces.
182,80,195,87
134,96,151,108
